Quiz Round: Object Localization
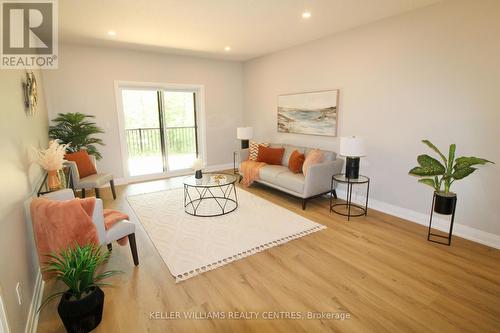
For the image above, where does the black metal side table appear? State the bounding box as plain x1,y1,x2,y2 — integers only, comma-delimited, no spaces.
330,174,370,221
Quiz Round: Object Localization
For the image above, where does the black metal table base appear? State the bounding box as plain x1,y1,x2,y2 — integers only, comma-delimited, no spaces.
184,183,238,217
427,193,457,246
330,174,370,221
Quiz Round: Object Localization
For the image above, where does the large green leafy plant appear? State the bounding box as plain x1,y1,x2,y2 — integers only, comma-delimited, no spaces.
409,140,493,193
38,243,121,311
49,112,105,160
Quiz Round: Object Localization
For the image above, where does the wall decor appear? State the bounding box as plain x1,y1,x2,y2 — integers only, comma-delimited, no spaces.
278,90,338,136
23,72,38,116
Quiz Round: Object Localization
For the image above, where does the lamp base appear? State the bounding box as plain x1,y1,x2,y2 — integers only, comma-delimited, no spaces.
241,140,249,149
345,157,360,179
195,170,203,179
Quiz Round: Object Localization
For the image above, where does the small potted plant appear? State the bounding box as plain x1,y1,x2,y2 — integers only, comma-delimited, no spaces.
33,140,70,190
38,243,121,333
409,140,493,214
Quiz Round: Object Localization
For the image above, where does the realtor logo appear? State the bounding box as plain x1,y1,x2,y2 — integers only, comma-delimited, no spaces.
1,0,58,69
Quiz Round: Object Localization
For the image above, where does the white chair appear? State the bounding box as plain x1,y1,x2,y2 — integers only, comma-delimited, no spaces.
42,189,139,266
65,154,116,199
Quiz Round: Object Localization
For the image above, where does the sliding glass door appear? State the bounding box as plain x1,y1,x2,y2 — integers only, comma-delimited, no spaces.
121,88,199,177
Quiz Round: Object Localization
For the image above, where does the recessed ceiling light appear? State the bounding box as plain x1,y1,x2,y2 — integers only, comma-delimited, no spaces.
107,30,116,36
224,46,231,51
302,11,311,19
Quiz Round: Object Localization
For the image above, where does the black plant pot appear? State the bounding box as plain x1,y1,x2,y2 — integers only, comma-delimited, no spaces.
434,192,457,215
58,286,105,333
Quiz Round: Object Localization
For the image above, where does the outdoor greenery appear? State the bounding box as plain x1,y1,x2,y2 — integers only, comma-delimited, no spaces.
38,243,121,311
408,140,493,193
49,112,105,160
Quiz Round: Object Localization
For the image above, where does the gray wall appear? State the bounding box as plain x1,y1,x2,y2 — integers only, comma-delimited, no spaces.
42,44,244,179
243,0,500,237
0,70,48,333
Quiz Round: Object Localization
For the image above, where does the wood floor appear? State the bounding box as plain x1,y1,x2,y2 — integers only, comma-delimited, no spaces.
37,175,500,333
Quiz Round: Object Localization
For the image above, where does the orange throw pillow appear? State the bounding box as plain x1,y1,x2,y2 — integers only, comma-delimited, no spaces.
288,150,305,174
256,146,285,165
302,149,324,176
65,151,97,178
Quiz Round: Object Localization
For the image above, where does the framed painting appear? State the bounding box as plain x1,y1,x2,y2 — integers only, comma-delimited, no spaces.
277,89,339,136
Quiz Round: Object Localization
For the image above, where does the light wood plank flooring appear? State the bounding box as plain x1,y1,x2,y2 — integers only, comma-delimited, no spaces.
37,175,500,332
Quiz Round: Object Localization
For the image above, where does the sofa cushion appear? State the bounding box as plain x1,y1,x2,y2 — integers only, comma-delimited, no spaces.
249,140,269,161
304,148,336,162
257,146,285,165
281,145,306,166
303,149,325,176
274,171,305,194
259,165,289,183
288,150,305,173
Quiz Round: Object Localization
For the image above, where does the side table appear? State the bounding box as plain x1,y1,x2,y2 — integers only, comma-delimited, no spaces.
330,174,370,221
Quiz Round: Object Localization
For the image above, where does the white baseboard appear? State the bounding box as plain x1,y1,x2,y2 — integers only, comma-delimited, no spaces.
25,270,44,333
336,189,500,249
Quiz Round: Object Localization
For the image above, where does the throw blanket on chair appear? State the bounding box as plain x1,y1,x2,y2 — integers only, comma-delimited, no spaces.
30,197,129,280
103,209,129,245
240,160,266,187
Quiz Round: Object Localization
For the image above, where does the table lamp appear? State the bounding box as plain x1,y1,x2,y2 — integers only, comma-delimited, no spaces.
340,136,366,179
237,127,253,149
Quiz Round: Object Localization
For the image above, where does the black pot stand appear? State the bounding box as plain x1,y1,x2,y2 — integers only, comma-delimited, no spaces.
427,192,457,246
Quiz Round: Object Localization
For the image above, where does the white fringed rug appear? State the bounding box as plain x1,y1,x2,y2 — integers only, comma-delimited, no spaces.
127,188,326,282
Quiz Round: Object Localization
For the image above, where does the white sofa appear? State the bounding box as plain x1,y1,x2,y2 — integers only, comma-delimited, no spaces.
239,144,344,209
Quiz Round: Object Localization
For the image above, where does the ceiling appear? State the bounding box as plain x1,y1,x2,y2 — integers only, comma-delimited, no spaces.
59,0,443,61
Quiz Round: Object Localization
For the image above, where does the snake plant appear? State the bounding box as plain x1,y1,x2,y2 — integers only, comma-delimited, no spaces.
409,140,493,193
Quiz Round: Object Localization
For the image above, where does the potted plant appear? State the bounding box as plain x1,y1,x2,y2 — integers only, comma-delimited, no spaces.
49,112,105,160
38,243,121,333
33,140,70,190
409,140,493,214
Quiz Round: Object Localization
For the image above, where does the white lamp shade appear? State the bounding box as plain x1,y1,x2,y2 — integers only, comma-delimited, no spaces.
237,127,253,140
339,136,366,157
192,157,203,170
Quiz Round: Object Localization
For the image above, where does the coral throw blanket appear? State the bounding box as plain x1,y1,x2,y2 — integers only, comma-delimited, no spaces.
30,197,129,279
240,160,266,187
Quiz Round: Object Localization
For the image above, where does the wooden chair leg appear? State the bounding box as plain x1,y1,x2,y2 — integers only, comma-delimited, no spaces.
95,187,100,198
332,189,338,199
107,243,113,252
110,179,117,200
128,233,139,266
81,188,86,198
302,198,307,210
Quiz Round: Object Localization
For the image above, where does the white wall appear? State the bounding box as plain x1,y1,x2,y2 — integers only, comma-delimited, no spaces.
42,44,243,180
0,70,48,333
243,0,500,238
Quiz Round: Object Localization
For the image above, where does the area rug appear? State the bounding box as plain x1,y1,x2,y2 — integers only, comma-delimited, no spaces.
127,188,326,282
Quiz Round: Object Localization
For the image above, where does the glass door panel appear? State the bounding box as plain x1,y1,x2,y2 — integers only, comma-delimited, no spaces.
163,91,198,171
121,89,164,176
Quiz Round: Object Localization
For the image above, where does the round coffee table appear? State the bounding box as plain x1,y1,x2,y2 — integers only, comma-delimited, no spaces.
183,173,238,217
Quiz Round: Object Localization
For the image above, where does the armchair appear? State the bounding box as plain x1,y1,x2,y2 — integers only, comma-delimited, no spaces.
42,189,139,266
65,154,116,199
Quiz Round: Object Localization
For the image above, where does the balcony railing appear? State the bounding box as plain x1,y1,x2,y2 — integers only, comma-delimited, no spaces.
125,127,196,156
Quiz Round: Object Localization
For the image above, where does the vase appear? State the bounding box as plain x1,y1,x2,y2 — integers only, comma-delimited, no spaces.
47,170,61,191
58,286,105,333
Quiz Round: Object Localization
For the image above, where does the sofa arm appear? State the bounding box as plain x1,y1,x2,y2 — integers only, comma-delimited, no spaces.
303,159,344,198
